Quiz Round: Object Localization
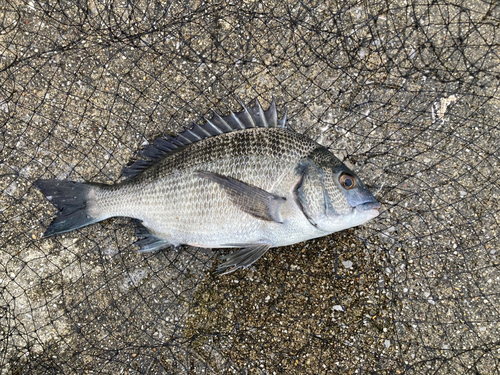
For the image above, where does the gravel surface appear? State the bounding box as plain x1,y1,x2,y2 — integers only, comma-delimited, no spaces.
1,1,499,374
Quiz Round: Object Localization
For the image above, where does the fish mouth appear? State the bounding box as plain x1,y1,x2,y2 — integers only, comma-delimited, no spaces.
358,201,381,211
356,201,381,218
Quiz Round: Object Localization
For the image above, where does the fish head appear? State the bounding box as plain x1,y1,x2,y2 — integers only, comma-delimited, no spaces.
296,148,380,233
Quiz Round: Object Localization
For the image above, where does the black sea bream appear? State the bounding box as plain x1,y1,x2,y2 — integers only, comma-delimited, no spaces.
36,100,380,274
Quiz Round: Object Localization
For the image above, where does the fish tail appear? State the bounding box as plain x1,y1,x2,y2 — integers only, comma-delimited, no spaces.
35,179,102,237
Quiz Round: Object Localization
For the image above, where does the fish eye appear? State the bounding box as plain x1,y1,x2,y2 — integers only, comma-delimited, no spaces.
339,173,356,189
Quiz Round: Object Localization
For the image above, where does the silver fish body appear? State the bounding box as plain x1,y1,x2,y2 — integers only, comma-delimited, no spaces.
36,100,380,273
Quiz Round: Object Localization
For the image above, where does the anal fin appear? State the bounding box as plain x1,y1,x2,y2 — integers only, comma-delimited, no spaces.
217,242,272,275
132,219,172,253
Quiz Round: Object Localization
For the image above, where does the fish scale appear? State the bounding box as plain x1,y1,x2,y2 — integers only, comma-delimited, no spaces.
92,129,314,242
36,99,380,274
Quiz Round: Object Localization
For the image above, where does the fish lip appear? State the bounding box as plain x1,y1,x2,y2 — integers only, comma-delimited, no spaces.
357,201,381,211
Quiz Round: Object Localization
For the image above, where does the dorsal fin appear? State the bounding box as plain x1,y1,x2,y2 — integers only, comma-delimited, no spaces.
122,98,287,179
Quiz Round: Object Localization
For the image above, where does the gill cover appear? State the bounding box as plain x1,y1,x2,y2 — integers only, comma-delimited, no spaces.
295,158,338,231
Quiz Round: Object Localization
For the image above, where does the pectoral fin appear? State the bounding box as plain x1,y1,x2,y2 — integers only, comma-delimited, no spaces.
195,171,286,223
217,242,272,275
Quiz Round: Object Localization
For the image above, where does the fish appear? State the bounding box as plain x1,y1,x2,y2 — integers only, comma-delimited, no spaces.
35,99,380,274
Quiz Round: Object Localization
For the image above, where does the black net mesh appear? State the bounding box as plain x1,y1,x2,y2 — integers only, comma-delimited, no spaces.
1,0,500,373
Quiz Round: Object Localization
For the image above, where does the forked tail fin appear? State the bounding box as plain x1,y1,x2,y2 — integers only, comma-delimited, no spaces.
35,179,101,237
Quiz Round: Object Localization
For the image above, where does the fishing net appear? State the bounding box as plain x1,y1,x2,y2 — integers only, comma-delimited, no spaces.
1,0,499,373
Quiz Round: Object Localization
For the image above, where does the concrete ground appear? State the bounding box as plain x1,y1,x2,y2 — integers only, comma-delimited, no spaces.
1,1,499,373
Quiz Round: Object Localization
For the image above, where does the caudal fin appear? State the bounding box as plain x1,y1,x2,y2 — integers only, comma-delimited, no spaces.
35,179,101,237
